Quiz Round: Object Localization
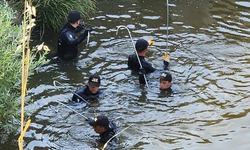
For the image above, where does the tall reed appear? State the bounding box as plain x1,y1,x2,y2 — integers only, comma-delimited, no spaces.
0,0,48,143
17,0,50,149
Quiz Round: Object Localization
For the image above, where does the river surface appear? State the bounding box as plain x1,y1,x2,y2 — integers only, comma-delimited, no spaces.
2,0,250,149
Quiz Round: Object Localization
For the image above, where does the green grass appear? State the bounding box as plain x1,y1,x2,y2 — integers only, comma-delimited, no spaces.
10,0,97,37
0,1,48,134
0,2,22,133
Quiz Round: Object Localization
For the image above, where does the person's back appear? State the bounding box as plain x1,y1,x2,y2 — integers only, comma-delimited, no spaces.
58,22,79,60
128,53,155,73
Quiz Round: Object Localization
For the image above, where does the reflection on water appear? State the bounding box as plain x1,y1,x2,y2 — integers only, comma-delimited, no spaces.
2,0,250,149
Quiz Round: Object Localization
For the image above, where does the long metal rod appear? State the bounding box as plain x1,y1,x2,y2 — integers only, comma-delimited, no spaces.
86,31,90,46
116,25,148,87
53,80,90,105
55,100,88,120
102,124,134,150
166,0,169,52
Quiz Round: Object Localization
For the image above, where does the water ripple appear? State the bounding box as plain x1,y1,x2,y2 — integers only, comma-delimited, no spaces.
11,0,250,150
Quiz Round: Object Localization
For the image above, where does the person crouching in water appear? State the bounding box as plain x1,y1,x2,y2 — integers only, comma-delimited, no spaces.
88,115,117,143
72,74,101,102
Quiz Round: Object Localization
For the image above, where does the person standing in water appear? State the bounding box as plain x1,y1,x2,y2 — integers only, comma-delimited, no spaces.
128,38,170,84
57,10,92,60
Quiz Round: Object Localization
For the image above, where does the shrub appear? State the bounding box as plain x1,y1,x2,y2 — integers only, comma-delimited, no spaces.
0,2,22,133
0,1,48,134
10,0,97,37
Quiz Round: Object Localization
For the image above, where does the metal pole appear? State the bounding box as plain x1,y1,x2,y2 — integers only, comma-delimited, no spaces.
53,80,90,105
166,0,169,52
116,25,149,87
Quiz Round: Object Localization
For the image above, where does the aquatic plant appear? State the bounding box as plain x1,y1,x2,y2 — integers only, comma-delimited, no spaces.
10,0,97,37
0,1,48,136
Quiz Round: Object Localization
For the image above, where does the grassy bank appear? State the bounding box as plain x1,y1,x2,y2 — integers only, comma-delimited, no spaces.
10,0,97,37
0,1,48,134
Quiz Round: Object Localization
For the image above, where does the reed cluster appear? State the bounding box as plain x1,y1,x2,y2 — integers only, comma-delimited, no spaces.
10,0,96,37
0,1,48,135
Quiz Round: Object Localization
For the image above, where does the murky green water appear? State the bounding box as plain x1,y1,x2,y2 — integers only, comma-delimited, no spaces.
2,0,250,149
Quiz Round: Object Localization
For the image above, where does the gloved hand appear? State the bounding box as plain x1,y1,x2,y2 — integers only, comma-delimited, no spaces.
164,53,170,63
163,53,170,70
139,67,146,75
85,117,93,121
82,28,92,36
85,28,92,33
148,39,153,46
75,24,85,32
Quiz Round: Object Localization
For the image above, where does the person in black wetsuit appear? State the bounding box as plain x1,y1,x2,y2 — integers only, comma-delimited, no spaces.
72,74,101,102
88,115,117,143
128,38,170,73
128,38,157,73
57,10,92,60
128,38,170,84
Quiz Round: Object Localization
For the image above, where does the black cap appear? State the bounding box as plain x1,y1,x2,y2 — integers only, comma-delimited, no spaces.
68,10,84,23
160,72,172,82
88,115,109,128
88,74,101,87
135,39,149,52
